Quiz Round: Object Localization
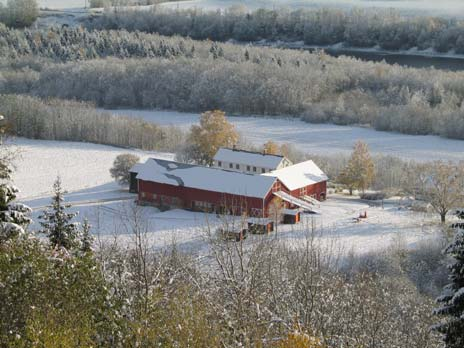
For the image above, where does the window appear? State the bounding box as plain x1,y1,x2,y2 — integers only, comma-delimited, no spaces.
229,163,233,169
261,168,266,173
194,201,213,212
218,161,222,167
247,165,251,171
141,192,146,198
253,166,257,172
236,164,240,170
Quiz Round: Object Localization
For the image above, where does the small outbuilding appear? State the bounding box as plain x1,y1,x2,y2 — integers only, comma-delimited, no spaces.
247,218,274,234
282,209,301,225
129,163,145,193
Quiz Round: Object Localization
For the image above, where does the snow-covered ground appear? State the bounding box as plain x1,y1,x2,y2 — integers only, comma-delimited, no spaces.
9,137,173,200
23,0,464,17
26,191,442,256
161,0,464,17
106,109,464,162
10,137,443,256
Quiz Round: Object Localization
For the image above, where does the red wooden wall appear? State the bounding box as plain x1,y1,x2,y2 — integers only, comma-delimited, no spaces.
138,180,266,217
137,178,327,218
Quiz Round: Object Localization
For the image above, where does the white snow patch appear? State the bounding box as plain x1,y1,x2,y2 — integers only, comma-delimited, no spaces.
9,137,173,200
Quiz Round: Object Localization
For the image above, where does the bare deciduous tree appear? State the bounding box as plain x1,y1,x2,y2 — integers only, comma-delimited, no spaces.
409,161,464,223
110,153,140,185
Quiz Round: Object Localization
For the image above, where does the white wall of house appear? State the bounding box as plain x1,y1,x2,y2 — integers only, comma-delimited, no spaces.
213,158,291,174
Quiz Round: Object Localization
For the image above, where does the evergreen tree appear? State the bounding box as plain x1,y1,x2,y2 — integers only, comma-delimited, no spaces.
0,163,32,242
0,126,32,242
39,177,80,250
80,218,93,253
434,226,464,348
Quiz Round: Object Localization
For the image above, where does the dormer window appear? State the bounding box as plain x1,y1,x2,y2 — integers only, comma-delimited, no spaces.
229,163,233,169
253,167,257,172
236,164,240,170
247,165,251,171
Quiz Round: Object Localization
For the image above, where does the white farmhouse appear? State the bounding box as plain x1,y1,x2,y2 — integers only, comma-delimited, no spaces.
212,147,293,174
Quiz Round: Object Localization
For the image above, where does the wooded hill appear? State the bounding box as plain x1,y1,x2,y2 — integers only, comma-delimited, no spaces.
1,25,464,140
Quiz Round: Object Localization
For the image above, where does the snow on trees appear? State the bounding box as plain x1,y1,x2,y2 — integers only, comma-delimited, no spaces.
39,177,81,250
110,153,141,185
0,148,32,242
409,161,464,223
338,140,375,195
0,0,39,28
434,225,464,347
0,185,32,242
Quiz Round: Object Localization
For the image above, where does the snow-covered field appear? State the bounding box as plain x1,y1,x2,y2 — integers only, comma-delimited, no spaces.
10,137,173,200
10,137,443,256
27,0,464,17
107,109,464,162
160,0,464,17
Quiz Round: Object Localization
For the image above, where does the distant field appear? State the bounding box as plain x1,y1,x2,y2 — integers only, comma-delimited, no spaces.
107,109,464,163
30,0,464,17
160,0,464,17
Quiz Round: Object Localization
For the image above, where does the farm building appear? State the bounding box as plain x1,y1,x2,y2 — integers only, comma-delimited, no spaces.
130,150,327,219
213,147,292,174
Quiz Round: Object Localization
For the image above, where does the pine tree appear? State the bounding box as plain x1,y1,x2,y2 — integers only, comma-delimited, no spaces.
0,141,32,242
434,226,464,348
39,177,80,250
80,218,93,253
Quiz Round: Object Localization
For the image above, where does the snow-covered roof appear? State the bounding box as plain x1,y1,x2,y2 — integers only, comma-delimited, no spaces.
247,217,273,225
136,158,277,199
282,209,300,216
129,163,145,173
213,148,286,169
263,160,327,191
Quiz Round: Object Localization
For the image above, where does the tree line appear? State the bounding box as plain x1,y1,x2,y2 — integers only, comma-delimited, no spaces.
1,29,464,139
2,26,464,139
90,6,464,53
0,95,185,152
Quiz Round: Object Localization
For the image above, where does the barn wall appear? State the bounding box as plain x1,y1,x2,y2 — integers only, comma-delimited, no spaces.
290,181,327,201
138,180,265,216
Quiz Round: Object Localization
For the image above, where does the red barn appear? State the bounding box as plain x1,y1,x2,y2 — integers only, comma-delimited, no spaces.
132,157,327,218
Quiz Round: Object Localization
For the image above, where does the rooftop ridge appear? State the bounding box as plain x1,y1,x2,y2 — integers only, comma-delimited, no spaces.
220,147,285,159
150,157,276,177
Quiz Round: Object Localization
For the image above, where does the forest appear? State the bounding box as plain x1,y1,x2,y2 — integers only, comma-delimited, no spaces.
1,3,464,347
0,95,184,152
90,6,464,53
2,25,464,140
